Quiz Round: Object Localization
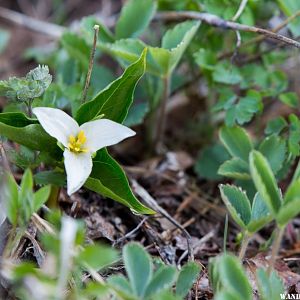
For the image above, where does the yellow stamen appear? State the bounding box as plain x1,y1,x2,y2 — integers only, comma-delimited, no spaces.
68,130,88,153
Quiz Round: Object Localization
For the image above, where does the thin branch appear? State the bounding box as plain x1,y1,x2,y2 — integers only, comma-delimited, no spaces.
267,226,285,275
113,217,149,246
219,10,300,59
0,7,64,38
177,229,215,265
131,179,194,261
232,0,249,22
243,10,300,48
155,11,300,49
81,25,99,104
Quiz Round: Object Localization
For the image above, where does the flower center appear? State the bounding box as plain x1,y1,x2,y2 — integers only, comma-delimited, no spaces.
68,130,88,153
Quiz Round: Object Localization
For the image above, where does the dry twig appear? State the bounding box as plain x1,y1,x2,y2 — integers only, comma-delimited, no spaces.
155,11,300,49
0,6,64,38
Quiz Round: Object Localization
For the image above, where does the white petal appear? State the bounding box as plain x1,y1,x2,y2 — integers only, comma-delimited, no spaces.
80,119,136,152
63,150,92,195
33,107,79,147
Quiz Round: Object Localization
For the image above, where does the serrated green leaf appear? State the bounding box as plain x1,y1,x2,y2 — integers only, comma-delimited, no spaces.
61,32,90,68
247,193,272,233
194,48,217,71
85,149,155,215
259,135,286,174
160,20,200,75
116,0,157,39
101,21,200,77
80,16,115,43
144,266,177,298
213,62,242,85
75,48,146,125
235,90,262,125
219,184,251,229
195,144,230,180
176,262,201,298
123,243,153,297
279,92,299,108
219,126,253,162
100,38,146,66
219,255,252,300
218,158,250,179
249,150,282,216
265,117,287,135
288,114,300,156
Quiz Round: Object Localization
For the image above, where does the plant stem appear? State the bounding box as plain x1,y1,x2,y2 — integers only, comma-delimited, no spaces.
267,226,285,275
223,214,228,253
154,75,170,153
81,24,99,104
26,98,33,117
238,232,250,261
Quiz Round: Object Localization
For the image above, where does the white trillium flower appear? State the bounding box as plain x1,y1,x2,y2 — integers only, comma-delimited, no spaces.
33,107,135,195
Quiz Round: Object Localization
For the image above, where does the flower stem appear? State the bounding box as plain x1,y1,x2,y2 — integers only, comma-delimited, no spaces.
81,24,99,104
26,98,33,117
238,232,250,261
154,75,171,153
267,226,285,275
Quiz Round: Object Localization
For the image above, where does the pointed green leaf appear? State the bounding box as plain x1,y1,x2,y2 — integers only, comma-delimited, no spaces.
85,149,155,214
34,171,66,187
33,186,50,212
219,184,251,229
249,150,282,216
247,193,272,233
219,126,253,162
78,244,118,271
19,169,34,224
195,144,230,180
218,158,250,179
101,21,200,77
107,275,135,299
4,173,19,226
176,262,201,298
123,243,153,297
116,0,157,39
144,266,177,298
219,255,252,300
277,178,300,226
256,268,284,300
75,48,147,124
159,20,200,75
259,135,286,174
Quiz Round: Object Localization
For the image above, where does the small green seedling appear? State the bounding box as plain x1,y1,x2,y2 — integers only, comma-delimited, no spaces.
108,242,201,300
